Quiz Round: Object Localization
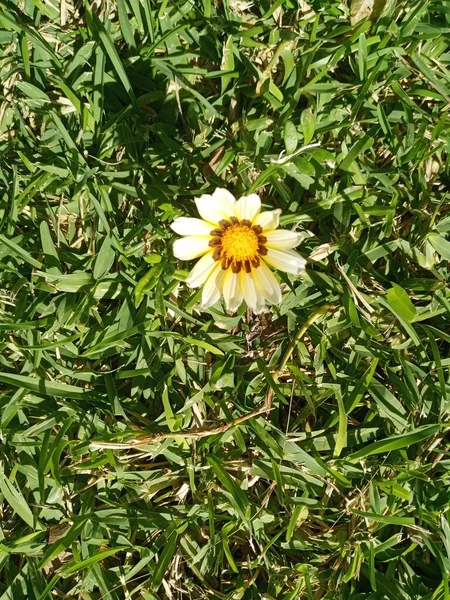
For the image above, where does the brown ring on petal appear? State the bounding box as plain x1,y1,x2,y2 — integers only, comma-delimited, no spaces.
210,228,224,237
244,260,251,273
252,225,263,235
219,219,231,229
258,235,267,243
229,216,239,225
212,248,222,261
240,219,252,227
231,261,242,273
251,256,260,268
208,237,222,247
258,246,268,256
222,256,231,269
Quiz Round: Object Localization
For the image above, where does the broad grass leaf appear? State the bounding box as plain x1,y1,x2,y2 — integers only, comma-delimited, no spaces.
116,0,136,49
348,424,440,461
340,130,376,171
36,271,93,292
283,121,298,154
40,221,61,273
0,465,43,529
134,264,164,307
286,506,309,543
386,282,417,323
0,373,89,399
16,81,50,101
428,233,450,260
378,296,421,345
183,336,224,355
222,526,239,573
368,381,408,429
87,9,137,107
39,518,89,568
0,233,42,268
93,234,115,279
333,387,347,458
221,35,235,93
61,547,129,575
352,510,415,525
300,108,316,145
207,456,249,519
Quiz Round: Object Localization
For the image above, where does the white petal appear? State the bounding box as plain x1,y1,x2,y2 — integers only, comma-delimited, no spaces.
212,188,236,209
195,188,235,225
235,194,261,222
264,248,306,275
185,252,216,288
253,296,267,314
265,229,305,249
222,271,243,313
171,217,213,236
240,271,260,313
253,262,282,305
173,236,211,261
201,263,225,308
254,208,282,232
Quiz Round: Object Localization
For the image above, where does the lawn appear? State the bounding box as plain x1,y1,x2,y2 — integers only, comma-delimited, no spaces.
1,0,450,598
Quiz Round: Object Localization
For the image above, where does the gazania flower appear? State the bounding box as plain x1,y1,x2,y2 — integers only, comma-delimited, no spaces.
171,188,306,313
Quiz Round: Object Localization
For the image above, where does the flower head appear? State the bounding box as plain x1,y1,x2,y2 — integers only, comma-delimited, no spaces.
171,188,306,314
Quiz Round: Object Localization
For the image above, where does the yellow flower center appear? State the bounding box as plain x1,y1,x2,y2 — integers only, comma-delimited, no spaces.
221,224,259,262
208,218,268,273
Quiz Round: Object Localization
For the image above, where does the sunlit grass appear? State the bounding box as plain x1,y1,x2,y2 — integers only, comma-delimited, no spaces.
1,0,450,598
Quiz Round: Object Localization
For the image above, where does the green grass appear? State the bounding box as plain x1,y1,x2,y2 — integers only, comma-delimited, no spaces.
1,0,450,598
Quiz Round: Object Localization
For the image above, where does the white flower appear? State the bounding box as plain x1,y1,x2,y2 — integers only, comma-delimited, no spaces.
171,188,306,314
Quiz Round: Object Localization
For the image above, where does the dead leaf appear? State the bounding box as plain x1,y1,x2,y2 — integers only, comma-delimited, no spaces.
309,243,337,262
350,0,387,25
